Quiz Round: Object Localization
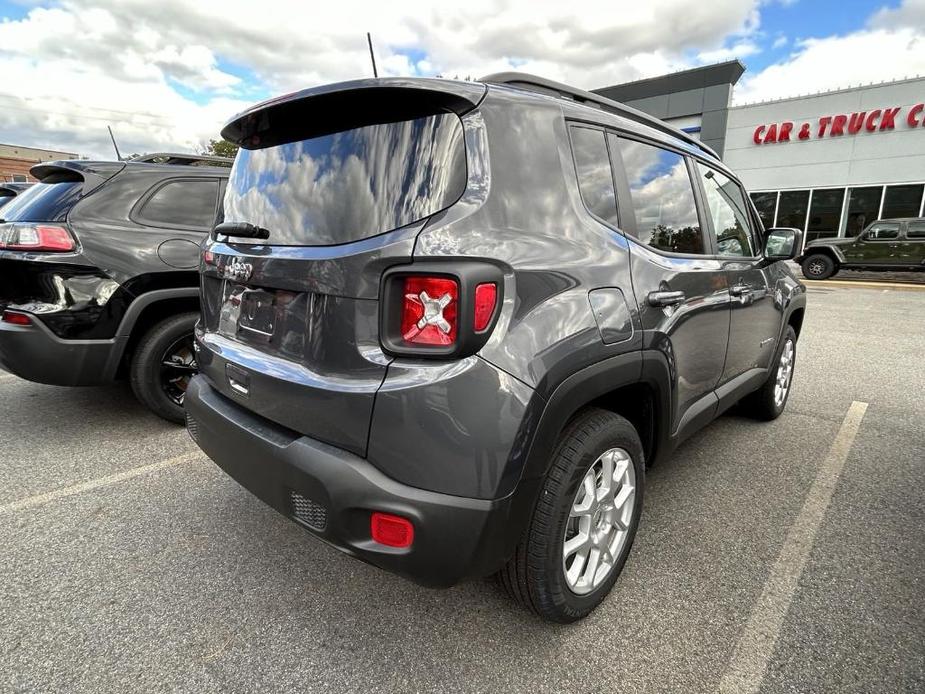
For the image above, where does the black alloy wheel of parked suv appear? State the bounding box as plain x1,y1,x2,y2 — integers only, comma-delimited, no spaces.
0,153,231,422
184,73,807,622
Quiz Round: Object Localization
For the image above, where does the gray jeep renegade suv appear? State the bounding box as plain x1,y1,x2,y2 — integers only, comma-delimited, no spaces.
185,73,807,622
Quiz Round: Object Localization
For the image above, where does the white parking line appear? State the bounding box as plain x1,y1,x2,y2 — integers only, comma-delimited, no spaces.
0,451,204,514
718,400,869,694
0,373,20,384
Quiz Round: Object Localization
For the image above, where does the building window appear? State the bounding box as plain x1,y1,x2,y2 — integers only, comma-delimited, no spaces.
11,175,27,183
616,137,705,255
750,192,777,230
776,190,810,231
881,184,924,219
845,186,882,236
806,188,845,242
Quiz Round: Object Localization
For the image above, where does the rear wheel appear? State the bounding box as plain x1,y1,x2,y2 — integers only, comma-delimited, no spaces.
801,253,837,280
498,408,644,622
130,312,198,423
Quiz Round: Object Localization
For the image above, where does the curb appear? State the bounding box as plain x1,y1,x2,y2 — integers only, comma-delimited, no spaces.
803,279,925,291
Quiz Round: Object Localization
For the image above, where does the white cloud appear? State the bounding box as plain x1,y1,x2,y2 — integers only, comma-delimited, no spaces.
734,27,925,104
1,0,924,158
0,0,762,157
698,40,762,63
869,0,925,30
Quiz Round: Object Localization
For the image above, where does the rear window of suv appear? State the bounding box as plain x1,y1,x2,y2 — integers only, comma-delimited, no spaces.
223,112,467,246
0,181,82,222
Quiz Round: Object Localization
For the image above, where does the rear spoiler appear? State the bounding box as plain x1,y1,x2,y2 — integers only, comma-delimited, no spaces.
222,77,487,149
30,160,125,195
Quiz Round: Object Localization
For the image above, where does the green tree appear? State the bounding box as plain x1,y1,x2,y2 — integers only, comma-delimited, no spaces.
202,139,239,159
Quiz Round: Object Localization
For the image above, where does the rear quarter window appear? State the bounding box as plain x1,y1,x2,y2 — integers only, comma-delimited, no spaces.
135,178,220,230
223,111,466,246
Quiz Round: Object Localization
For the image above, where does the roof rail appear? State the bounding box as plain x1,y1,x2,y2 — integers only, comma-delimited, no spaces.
479,72,719,159
131,152,234,167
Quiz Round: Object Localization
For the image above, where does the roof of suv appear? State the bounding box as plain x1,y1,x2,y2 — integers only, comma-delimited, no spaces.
219,74,719,167
31,157,231,184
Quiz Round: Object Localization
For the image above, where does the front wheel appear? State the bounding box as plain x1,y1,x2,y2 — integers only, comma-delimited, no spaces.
801,253,837,280
498,408,644,622
129,312,199,423
740,325,797,421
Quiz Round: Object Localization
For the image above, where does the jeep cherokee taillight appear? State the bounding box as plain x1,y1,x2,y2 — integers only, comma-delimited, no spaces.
0,223,76,252
380,262,503,358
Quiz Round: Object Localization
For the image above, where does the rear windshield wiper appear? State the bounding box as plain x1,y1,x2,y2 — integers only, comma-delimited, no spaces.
213,221,270,240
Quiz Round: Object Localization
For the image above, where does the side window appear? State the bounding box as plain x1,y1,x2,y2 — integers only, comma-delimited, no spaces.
569,126,619,226
615,137,705,255
136,179,220,229
696,164,755,257
907,221,925,238
865,222,900,240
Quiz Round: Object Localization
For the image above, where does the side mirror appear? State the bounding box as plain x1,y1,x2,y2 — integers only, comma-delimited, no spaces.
763,227,802,261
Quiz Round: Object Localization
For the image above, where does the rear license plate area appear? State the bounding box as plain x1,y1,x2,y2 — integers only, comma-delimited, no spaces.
238,289,276,341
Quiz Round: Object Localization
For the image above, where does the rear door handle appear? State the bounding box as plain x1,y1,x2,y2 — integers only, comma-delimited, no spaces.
647,290,686,307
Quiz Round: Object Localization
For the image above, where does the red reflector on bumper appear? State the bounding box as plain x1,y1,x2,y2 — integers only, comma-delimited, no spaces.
1,311,32,326
370,512,414,548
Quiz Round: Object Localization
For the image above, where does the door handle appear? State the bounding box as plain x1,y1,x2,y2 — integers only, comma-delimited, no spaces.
729,284,752,297
647,290,686,307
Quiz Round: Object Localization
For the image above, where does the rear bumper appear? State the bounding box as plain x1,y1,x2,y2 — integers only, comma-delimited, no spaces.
185,376,540,588
0,315,122,386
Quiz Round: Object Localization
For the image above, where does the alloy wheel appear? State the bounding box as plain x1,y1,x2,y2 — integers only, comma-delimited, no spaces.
807,260,826,277
774,339,795,407
562,448,636,595
160,334,197,407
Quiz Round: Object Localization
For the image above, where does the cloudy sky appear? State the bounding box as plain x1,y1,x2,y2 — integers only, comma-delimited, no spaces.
0,0,923,158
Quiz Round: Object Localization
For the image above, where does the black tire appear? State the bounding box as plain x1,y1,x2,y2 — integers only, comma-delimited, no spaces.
498,407,645,623
740,325,797,421
801,253,837,280
129,312,199,424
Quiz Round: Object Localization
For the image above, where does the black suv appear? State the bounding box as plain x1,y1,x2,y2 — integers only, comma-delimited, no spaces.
0,153,230,422
798,217,925,279
185,74,806,622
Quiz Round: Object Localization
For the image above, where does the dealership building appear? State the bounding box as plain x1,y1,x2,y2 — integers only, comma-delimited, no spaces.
596,61,925,243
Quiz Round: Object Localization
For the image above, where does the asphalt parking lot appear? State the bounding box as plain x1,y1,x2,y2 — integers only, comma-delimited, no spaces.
1,285,923,694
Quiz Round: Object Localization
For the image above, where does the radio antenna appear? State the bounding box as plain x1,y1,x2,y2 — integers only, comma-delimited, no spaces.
367,32,378,78
107,125,123,161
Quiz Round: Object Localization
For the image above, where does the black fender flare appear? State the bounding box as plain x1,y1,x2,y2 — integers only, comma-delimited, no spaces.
518,349,672,485
101,287,199,378
801,244,844,264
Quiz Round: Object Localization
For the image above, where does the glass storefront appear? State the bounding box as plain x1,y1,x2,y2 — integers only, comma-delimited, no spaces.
776,190,810,230
807,188,845,242
845,187,882,236
749,182,925,239
882,184,924,219
751,191,777,229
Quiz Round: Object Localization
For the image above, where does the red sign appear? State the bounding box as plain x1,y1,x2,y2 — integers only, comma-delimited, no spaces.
753,103,925,144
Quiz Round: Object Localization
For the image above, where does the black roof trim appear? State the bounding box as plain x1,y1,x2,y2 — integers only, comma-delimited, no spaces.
480,71,718,159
